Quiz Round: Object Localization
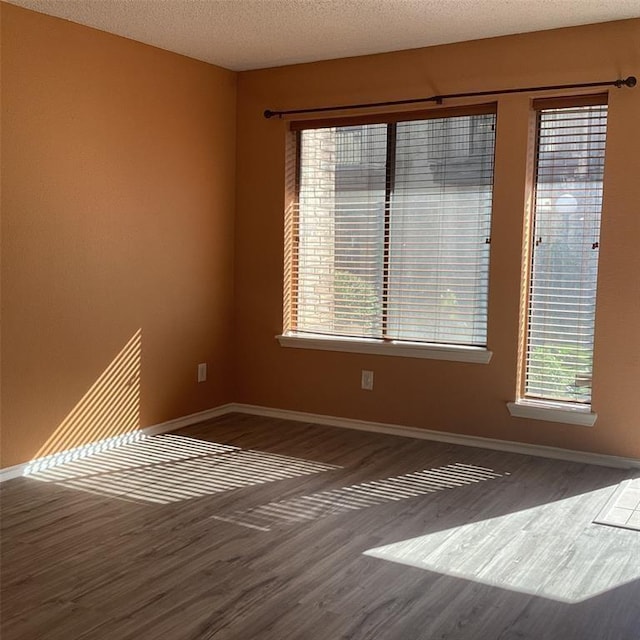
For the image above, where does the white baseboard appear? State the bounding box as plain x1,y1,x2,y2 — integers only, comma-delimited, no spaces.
2,401,637,482
227,403,640,470
141,404,235,436
0,404,234,482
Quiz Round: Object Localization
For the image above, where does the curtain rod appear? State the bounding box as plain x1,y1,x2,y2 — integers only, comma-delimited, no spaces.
263,76,636,119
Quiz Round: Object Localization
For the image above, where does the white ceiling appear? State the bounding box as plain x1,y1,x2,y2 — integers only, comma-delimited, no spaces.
6,0,640,71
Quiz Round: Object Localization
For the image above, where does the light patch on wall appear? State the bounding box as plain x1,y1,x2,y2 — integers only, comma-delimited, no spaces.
212,463,507,530
25,330,142,474
364,492,640,603
27,433,340,503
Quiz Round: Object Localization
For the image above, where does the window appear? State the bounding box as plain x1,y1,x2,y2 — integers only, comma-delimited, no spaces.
283,107,497,360
521,97,608,410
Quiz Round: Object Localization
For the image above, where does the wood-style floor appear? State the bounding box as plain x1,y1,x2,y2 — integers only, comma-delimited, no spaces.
2,413,639,639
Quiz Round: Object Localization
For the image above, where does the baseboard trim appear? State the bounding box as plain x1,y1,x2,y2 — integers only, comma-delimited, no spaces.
3,401,637,482
227,403,640,470
1,461,33,482
141,404,235,436
0,404,235,482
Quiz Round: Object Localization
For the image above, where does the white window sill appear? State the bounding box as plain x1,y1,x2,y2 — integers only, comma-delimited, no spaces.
507,400,597,427
277,333,492,363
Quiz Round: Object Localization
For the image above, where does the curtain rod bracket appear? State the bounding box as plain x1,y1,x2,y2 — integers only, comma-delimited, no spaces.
264,76,636,120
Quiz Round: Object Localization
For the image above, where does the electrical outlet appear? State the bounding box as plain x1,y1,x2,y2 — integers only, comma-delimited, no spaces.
361,370,374,391
197,363,207,383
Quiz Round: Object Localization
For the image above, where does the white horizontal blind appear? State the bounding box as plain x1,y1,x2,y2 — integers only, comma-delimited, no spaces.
388,116,495,344
292,112,496,346
295,125,386,338
525,104,608,404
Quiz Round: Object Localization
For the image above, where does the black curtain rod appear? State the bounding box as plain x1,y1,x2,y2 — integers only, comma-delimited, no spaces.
263,76,637,119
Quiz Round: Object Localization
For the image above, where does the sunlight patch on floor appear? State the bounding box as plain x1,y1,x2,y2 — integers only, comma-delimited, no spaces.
212,463,507,530
27,434,340,503
364,490,640,603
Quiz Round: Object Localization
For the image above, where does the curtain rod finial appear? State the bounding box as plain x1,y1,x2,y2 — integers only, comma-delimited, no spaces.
264,109,275,119
616,76,636,88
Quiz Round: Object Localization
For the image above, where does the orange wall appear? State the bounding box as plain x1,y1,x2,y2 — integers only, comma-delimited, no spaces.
1,4,237,467
234,19,640,458
2,6,638,469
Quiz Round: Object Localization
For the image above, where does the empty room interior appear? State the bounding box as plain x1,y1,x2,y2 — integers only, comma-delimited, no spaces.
1,1,639,638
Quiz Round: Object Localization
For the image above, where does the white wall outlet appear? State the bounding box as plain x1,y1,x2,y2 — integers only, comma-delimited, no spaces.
361,370,374,391
197,363,207,383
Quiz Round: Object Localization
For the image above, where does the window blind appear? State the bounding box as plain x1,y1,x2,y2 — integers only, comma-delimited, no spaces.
289,110,496,347
524,103,608,404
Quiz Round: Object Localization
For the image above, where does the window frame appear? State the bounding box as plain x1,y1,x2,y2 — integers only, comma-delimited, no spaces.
280,103,497,363
509,93,608,426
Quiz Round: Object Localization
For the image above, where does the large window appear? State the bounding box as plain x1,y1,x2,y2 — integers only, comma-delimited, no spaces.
284,107,496,352
523,98,608,407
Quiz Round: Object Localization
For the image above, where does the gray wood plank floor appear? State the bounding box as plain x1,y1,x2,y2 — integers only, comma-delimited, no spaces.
2,413,639,639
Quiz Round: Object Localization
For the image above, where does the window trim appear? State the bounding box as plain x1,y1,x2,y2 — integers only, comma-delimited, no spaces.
507,399,597,427
288,102,497,131
511,93,608,415
507,92,609,410
277,332,493,364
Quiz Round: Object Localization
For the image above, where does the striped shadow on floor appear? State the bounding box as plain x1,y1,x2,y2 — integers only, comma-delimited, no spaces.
25,433,340,504
212,463,507,530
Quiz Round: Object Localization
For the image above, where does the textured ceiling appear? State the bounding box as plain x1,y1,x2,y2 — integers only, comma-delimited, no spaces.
5,0,640,71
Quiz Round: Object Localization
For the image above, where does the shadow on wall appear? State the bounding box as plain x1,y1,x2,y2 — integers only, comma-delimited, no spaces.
25,329,143,474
